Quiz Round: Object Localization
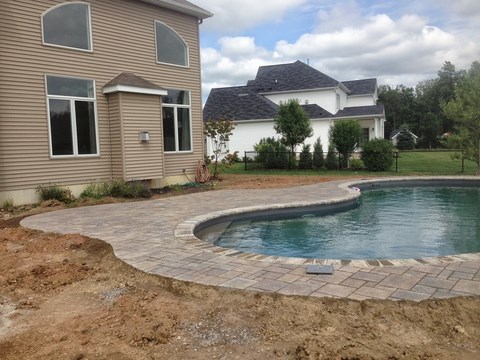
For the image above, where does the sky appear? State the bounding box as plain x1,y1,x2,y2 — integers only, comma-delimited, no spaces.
193,0,480,101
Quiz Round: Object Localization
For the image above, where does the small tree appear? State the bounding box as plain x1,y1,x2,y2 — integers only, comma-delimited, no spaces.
329,119,362,168
312,137,324,169
325,143,338,170
443,61,480,175
361,139,395,171
274,99,313,166
298,144,313,170
203,117,235,178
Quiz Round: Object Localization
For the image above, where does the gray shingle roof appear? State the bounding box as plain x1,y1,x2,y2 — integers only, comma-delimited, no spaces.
335,104,385,118
341,78,377,96
203,87,278,121
203,61,382,123
250,60,341,92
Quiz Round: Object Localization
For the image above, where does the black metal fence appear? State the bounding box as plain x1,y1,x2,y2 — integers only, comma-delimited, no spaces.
243,149,471,174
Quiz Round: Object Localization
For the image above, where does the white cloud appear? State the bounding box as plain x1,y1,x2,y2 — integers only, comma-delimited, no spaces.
194,0,307,32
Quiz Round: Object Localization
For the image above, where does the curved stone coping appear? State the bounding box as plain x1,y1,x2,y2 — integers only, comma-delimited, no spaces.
179,176,480,267
20,176,480,301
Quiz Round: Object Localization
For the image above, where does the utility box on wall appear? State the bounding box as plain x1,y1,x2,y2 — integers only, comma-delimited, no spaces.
139,130,150,142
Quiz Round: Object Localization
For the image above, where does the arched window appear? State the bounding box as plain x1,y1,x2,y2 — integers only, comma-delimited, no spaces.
42,2,92,51
155,21,188,67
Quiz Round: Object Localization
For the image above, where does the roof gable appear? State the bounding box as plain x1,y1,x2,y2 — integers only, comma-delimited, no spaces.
250,60,342,93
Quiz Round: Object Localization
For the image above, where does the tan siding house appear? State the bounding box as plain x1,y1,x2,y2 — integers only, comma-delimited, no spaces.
0,0,212,205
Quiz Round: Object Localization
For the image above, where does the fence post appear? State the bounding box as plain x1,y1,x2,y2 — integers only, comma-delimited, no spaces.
395,151,398,173
244,151,247,171
462,151,464,174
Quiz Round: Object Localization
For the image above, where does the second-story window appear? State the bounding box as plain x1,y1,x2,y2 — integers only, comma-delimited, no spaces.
155,21,188,67
42,2,92,51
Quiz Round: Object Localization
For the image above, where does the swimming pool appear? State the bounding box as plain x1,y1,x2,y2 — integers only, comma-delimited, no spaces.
198,186,480,260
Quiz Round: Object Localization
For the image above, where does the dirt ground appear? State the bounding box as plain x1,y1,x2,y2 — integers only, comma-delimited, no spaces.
1,174,480,360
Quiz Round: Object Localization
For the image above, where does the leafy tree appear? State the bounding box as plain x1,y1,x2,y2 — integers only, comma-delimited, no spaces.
273,99,313,158
312,137,324,169
329,119,362,168
442,61,480,175
203,117,235,178
361,139,395,171
325,143,338,170
298,144,313,170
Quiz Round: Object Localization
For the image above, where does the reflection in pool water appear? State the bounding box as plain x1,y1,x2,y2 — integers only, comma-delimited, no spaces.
199,187,480,260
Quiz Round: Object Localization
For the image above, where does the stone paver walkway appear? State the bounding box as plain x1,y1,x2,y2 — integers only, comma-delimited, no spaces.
21,177,480,301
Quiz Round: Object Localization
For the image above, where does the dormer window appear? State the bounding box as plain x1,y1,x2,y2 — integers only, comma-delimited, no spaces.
42,2,92,51
155,21,188,67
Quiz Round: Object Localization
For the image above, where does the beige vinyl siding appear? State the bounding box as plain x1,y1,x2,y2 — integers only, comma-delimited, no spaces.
120,93,164,180
0,0,204,192
107,93,124,179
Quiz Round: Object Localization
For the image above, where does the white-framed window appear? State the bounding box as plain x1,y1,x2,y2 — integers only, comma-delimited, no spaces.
45,75,99,157
336,93,341,111
42,2,93,51
162,90,192,152
154,21,189,67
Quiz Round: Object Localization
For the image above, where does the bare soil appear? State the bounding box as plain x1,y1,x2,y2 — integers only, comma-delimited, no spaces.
1,174,480,359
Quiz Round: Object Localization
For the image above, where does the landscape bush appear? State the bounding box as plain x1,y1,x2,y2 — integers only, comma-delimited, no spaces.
36,184,75,204
361,139,395,171
298,144,313,170
81,179,151,199
325,144,338,170
254,137,290,169
312,137,324,169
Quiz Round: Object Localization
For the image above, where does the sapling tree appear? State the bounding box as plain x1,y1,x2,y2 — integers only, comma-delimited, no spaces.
203,117,235,178
273,99,313,165
329,119,362,168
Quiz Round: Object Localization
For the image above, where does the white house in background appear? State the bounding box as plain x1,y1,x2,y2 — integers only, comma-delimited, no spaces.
203,60,386,157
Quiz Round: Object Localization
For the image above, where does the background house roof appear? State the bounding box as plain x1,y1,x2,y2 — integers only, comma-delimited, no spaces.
203,87,278,121
137,0,213,19
249,60,343,93
341,78,377,96
335,104,385,118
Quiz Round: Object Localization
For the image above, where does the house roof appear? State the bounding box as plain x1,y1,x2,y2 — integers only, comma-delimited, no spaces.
203,60,382,122
137,0,213,19
249,60,344,93
390,128,418,139
103,72,167,96
341,78,377,96
335,104,385,118
203,86,278,121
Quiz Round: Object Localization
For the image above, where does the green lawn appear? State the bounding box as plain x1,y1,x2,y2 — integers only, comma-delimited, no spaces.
220,151,478,176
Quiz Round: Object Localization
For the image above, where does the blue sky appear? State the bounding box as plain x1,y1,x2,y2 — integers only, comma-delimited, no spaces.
193,0,480,100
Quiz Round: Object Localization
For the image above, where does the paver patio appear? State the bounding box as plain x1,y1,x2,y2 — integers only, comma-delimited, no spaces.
21,176,480,301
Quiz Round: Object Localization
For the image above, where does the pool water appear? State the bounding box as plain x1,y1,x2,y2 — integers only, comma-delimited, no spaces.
201,187,480,260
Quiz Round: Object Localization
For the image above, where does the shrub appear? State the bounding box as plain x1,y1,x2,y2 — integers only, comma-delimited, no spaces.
325,144,338,170
81,179,151,199
2,199,14,210
254,137,290,169
224,151,240,164
361,139,395,171
298,144,313,170
312,137,324,169
36,184,75,203
349,158,364,170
